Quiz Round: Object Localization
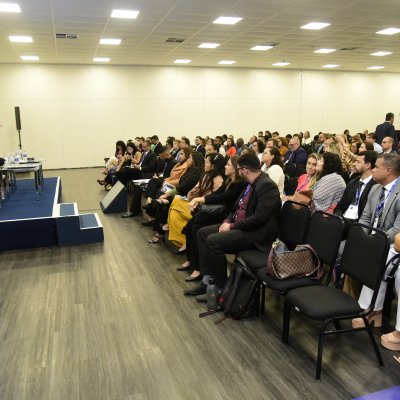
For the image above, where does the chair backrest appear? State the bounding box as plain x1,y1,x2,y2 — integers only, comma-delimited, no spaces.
295,164,306,177
279,200,311,250
305,211,344,267
341,223,389,292
285,177,299,196
283,163,296,178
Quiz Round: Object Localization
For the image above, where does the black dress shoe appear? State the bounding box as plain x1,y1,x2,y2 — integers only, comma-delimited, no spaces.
183,282,207,296
185,274,202,282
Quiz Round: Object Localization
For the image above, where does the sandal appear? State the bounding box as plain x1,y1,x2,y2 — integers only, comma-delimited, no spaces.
149,234,163,244
162,224,169,231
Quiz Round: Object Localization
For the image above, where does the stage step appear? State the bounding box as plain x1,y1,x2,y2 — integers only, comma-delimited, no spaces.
56,211,104,246
59,202,78,216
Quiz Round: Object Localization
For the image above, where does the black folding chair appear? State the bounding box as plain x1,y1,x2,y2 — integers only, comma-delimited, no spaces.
237,201,311,314
283,163,297,178
282,223,389,380
257,211,344,315
284,177,299,196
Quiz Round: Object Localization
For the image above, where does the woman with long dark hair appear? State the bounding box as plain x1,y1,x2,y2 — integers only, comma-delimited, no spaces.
180,156,245,281
262,146,285,195
167,153,226,250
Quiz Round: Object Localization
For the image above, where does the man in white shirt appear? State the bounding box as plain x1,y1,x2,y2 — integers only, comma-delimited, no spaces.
367,133,383,154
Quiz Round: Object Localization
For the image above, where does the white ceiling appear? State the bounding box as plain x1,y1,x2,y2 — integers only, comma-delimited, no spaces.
1,0,400,71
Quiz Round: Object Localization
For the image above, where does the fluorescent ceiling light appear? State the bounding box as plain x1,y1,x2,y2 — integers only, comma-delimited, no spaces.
370,51,392,56
111,9,139,19
376,28,400,35
314,48,336,54
301,22,330,30
9,35,33,43
99,38,121,45
93,57,110,62
218,60,235,65
174,59,191,64
322,64,339,68
273,62,290,66
0,3,21,12
251,45,273,51
367,66,384,70
21,55,39,61
198,43,220,49
213,16,242,25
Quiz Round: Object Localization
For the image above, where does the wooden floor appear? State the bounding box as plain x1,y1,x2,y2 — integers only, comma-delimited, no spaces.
0,168,399,399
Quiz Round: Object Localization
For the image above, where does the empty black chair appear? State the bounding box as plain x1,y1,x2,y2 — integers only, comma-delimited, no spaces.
257,211,344,314
282,223,389,380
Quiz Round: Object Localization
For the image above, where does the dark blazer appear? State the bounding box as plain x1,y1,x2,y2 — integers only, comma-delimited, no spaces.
376,121,397,149
140,151,158,178
195,144,205,156
283,147,307,165
157,157,177,179
226,173,281,252
176,167,203,196
334,176,377,236
152,142,163,156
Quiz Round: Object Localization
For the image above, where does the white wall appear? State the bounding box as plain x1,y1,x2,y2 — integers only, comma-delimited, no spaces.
0,64,399,169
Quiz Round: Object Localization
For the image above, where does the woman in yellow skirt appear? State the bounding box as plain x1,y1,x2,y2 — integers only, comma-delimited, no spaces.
167,154,226,250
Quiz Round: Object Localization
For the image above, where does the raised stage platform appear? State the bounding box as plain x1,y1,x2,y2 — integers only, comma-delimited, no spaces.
0,177,103,251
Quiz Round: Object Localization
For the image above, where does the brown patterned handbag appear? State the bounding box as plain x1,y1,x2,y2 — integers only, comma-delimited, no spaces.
267,241,322,280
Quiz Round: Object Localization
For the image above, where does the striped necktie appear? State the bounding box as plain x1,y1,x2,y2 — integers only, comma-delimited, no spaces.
376,187,386,228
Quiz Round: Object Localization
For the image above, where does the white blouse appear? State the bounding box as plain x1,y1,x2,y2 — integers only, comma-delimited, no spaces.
266,164,285,195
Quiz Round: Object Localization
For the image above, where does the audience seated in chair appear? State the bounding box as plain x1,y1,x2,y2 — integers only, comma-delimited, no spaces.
167,153,226,252
184,152,281,297
283,137,307,166
261,146,285,195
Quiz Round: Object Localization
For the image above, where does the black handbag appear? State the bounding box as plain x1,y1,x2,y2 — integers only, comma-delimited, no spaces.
192,204,228,223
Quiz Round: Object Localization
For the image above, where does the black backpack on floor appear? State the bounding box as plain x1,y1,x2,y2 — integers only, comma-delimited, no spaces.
200,257,260,323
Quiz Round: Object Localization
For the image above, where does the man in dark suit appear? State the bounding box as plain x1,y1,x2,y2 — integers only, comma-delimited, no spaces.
121,146,177,217
194,136,205,156
381,136,397,154
283,137,307,165
184,152,281,295
151,135,163,156
116,139,157,185
376,112,397,151
334,150,378,237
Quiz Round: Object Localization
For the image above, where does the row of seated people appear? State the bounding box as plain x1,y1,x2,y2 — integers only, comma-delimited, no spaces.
97,136,400,352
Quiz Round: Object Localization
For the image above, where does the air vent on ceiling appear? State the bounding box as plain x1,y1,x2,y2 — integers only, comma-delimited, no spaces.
340,47,359,51
56,33,79,39
164,37,185,43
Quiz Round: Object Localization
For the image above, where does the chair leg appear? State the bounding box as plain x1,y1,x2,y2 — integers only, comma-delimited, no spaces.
316,325,326,381
282,301,291,344
260,284,266,316
364,319,384,367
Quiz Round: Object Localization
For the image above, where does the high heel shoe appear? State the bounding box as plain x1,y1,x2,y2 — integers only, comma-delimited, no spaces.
352,311,382,329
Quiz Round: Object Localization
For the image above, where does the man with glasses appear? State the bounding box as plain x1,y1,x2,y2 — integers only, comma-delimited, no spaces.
283,137,307,165
184,152,281,297
381,137,397,154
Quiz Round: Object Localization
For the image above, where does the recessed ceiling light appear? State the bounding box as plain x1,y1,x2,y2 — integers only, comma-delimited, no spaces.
174,59,191,64
198,43,220,49
21,55,39,61
93,57,110,62
322,64,339,68
213,16,242,25
314,48,336,54
99,38,121,45
9,35,33,43
376,28,400,35
301,22,330,30
273,62,290,66
0,2,21,12
251,45,273,51
111,9,139,19
370,51,392,56
218,60,236,65
367,66,384,70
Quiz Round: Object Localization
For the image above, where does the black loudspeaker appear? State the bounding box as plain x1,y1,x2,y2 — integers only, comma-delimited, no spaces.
15,106,22,131
100,181,127,213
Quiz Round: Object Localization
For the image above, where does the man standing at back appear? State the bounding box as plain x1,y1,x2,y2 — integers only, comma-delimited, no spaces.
376,112,397,151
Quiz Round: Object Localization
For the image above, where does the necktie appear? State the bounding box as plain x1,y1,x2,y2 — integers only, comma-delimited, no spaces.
376,187,386,228
353,181,364,205
139,152,147,166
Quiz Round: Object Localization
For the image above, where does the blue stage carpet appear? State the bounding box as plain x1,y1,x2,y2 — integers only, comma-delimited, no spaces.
0,177,59,221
